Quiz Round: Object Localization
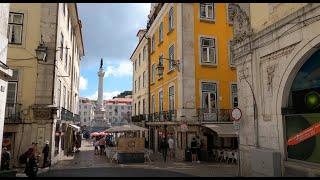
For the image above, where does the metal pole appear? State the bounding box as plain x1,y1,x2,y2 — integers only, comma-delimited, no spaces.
238,136,241,176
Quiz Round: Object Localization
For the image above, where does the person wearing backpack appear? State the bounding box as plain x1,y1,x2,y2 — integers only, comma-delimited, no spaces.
1,147,11,171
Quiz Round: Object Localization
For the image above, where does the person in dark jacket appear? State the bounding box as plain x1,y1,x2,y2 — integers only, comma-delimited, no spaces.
42,140,50,168
1,147,11,170
191,137,198,163
160,137,169,163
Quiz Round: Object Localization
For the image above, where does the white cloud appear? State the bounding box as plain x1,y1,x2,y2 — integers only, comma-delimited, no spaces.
86,90,121,101
79,76,88,90
105,61,132,78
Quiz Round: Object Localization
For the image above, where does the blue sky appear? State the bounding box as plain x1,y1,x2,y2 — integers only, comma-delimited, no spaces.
77,3,150,100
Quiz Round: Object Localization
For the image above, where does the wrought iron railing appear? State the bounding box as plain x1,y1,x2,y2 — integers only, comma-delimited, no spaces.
132,114,147,122
197,108,233,122
148,110,177,122
61,107,74,121
73,114,80,122
4,103,22,123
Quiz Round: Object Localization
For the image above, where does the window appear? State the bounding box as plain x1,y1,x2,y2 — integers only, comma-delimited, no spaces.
60,33,64,60
109,112,112,116
169,45,175,70
138,76,141,90
84,105,87,109
201,82,217,112
68,56,72,75
57,80,61,108
151,64,156,83
65,46,68,71
135,60,137,71
139,53,141,66
231,84,238,108
200,3,214,20
63,3,66,16
168,7,174,31
84,118,86,122
6,69,19,104
138,101,141,115
8,12,23,44
109,106,112,110
121,106,124,110
169,86,174,111
200,37,216,64
63,86,66,108
143,71,145,88
133,62,135,71
159,91,163,113
143,46,147,61
151,95,155,114
143,99,145,114
67,16,70,32
159,22,163,43
134,103,136,115
228,40,235,67
151,34,155,52
135,80,137,92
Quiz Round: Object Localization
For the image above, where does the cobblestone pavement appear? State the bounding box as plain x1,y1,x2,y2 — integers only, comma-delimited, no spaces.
37,140,238,177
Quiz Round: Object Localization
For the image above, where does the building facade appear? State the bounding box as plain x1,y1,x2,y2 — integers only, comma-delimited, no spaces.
232,3,320,176
0,3,12,162
145,3,238,160
79,97,95,129
4,3,84,167
104,98,132,126
131,29,149,127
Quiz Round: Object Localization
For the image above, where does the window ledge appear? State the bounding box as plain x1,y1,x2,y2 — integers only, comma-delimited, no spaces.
151,82,155,85
200,18,215,23
167,68,175,74
229,65,236,69
200,63,217,67
167,28,174,35
158,76,163,81
158,41,163,46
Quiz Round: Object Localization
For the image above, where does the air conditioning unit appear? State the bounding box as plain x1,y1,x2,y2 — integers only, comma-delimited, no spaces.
251,148,282,177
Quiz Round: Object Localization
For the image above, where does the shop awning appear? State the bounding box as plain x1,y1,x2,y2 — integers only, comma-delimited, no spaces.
69,124,80,132
202,124,238,137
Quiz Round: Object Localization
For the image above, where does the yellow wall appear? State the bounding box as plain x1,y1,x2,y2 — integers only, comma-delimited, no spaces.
250,3,307,32
150,4,178,113
7,3,42,109
150,3,237,113
193,3,236,109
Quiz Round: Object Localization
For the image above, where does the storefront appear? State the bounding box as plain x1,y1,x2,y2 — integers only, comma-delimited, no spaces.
284,49,320,165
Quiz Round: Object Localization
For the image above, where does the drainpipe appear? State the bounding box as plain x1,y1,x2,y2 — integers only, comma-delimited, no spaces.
147,35,151,150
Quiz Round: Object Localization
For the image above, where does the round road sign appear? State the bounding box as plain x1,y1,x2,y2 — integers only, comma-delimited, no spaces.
231,108,242,121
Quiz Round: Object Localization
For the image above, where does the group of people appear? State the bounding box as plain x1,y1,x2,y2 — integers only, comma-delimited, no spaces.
93,135,115,155
159,135,175,162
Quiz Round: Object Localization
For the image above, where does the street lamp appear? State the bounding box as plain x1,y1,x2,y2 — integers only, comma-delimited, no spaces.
35,35,47,61
156,57,180,77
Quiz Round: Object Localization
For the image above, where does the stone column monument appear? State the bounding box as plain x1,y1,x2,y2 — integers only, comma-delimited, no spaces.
92,58,111,131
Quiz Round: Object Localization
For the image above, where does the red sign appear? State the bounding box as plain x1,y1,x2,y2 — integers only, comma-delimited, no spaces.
287,122,320,146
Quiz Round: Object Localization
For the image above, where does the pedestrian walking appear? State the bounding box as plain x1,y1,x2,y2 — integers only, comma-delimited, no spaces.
99,136,106,155
160,137,169,163
191,137,198,163
93,138,99,155
42,140,50,168
168,136,174,161
1,147,11,171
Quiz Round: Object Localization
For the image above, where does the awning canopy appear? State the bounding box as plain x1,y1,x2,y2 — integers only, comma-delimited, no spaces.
69,124,81,132
105,124,148,133
202,123,238,137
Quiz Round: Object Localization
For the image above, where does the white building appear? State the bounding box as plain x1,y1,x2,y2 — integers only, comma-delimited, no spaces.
79,97,95,129
0,3,12,159
104,98,132,126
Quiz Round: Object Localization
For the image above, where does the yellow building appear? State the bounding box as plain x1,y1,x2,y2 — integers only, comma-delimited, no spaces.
4,3,84,167
145,3,238,160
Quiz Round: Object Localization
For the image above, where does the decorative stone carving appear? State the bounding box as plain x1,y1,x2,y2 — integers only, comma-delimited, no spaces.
266,64,277,92
33,108,52,120
228,3,252,43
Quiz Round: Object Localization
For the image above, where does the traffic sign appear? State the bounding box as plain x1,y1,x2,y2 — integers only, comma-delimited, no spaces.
180,123,188,132
231,108,242,121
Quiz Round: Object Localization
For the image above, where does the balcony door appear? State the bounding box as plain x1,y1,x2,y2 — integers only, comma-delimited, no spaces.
201,82,217,121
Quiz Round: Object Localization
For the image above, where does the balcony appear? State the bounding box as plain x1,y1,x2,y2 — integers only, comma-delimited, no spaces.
4,103,22,123
148,110,177,122
132,114,146,122
61,107,74,121
197,108,233,123
73,114,80,122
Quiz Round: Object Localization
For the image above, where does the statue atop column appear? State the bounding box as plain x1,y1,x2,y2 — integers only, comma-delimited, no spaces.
100,58,103,69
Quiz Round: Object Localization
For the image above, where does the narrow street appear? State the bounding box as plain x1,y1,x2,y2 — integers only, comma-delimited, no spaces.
35,140,237,177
